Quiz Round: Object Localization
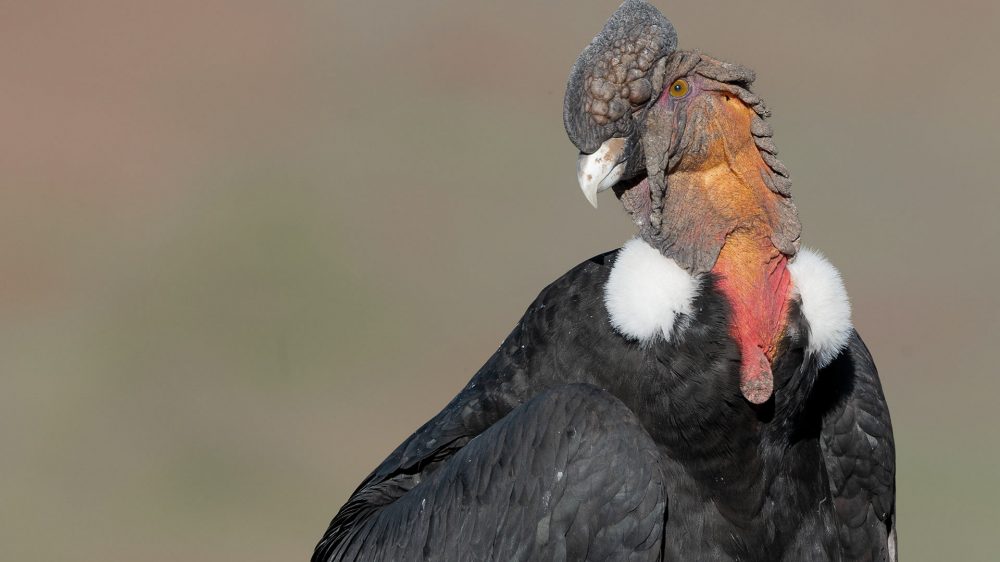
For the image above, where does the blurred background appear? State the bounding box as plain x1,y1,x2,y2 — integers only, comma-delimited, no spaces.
2,1,998,560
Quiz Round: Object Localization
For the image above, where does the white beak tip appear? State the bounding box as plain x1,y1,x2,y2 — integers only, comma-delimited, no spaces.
583,186,599,208
576,138,626,210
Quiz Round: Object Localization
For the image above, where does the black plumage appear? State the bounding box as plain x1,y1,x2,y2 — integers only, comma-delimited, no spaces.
313,253,895,561
314,2,895,559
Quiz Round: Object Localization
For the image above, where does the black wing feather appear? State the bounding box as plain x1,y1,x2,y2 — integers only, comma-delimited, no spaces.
819,331,897,561
314,254,617,560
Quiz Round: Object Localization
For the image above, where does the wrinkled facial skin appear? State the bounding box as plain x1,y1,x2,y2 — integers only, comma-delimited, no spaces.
656,62,765,175
659,74,729,172
654,71,777,228
629,52,763,185
605,51,800,275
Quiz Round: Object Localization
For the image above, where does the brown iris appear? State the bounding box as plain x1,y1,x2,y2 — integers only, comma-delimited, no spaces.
668,78,689,98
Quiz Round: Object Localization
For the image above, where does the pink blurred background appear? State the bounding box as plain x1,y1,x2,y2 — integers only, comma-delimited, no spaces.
2,1,998,560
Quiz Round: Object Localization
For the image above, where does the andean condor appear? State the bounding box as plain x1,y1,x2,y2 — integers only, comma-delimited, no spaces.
313,1,896,560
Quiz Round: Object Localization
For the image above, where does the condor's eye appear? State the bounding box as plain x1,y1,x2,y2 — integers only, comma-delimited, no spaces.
668,78,690,98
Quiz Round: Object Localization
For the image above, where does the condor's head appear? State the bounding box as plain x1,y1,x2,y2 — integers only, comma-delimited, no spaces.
564,0,800,275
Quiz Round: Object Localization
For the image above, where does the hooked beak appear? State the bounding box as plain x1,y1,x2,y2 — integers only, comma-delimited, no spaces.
576,137,627,208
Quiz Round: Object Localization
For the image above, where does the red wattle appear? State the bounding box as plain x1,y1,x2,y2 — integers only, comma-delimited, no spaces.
712,237,791,404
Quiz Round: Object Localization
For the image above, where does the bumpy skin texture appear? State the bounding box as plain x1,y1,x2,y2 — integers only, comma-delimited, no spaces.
313,252,896,561
564,0,677,154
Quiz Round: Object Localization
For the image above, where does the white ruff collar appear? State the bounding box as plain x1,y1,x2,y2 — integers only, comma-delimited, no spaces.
604,238,852,368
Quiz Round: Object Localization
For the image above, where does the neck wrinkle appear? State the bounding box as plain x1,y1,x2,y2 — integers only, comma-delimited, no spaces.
646,95,801,274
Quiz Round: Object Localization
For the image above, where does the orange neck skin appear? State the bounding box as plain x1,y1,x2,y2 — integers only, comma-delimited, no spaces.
668,93,795,403
712,232,791,404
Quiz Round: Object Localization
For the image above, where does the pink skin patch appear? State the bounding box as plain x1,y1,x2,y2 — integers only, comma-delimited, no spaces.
712,241,791,404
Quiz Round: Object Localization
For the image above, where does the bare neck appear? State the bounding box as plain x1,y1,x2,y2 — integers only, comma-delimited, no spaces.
645,104,800,276
665,108,797,402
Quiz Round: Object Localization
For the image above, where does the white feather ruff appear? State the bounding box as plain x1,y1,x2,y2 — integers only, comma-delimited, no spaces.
788,248,853,368
604,238,699,342
603,240,853,366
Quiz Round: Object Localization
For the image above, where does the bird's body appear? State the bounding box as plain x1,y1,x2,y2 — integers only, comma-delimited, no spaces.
314,245,894,561
314,1,895,560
